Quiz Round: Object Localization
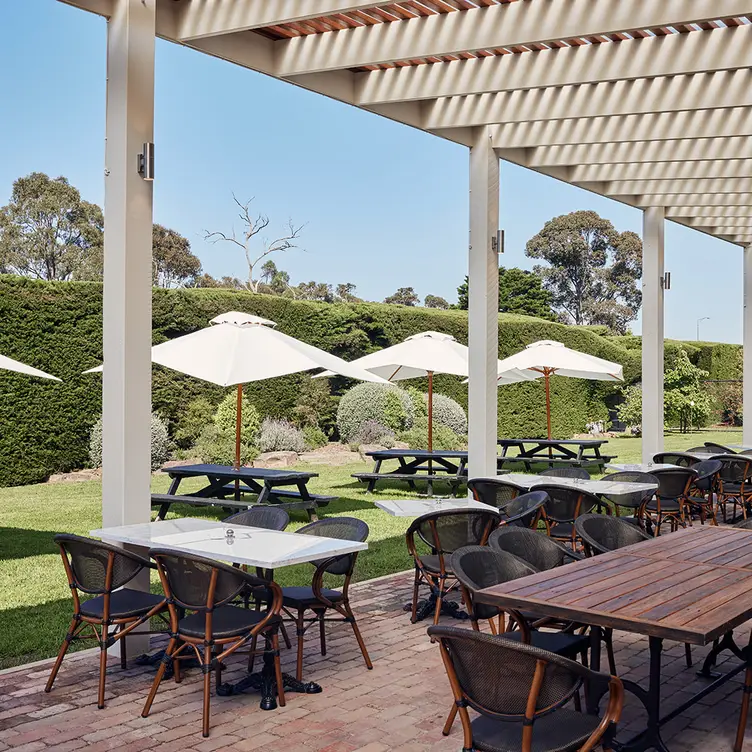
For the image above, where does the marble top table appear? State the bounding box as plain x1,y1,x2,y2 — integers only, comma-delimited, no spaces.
605,463,676,473
501,472,658,497
374,498,498,517
91,517,367,569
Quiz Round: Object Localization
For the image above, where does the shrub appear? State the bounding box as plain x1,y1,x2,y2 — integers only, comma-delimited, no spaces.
293,377,337,435
336,383,414,442
214,392,260,446
399,418,466,451
259,418,306,453
89,412,170,471
173,397,215,448
405,386,428,418
302,425,328,450
192,424,258,466
428,392,467,435
709,381,743,426
349,419,395,448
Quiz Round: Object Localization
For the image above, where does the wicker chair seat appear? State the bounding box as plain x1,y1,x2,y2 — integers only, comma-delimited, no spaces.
500,630,589,659
548,522,574,539
418,554,454,574
281,586,344,607
178,605,281,639
470,710,602,752
720,481,749,494
643,498,681,513
80,588,165,619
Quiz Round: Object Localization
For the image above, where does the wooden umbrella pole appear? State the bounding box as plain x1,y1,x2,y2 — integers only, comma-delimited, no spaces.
544,370,552,441
235,383,243,470
428,372,434,454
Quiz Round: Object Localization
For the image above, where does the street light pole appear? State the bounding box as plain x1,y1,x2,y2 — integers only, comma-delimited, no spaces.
696,316,710,341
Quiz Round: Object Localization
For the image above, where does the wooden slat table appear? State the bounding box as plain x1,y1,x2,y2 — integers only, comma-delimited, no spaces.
475,526,752,752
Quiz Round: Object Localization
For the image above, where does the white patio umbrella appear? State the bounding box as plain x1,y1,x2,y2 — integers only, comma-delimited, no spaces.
0,353,60,381
496,340,623,439
87,311,386,469
319,331,532,451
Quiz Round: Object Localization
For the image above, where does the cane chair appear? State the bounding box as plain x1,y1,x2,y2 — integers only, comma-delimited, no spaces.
45,534,168,709
142,548,284,737
540,467,590,480
406,508,500,625
600,471,658,520
223,506,290,530
280,517,372,682
652,452,699,467
468,478,528,508
714,455,752,522
705,442,736,454
686,446,714,454
685,459,722,525
430,625,624,752
535,485,608,549
641,467,697,534
498,491,549,530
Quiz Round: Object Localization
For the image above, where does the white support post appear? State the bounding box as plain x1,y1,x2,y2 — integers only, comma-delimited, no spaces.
744,245,752,446
102,0,155,655
641,207,665,464
467,128,500,480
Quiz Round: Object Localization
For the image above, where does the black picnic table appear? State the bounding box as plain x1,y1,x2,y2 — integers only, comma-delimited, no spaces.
153,463,333,521
496,438,614,472
352,449,470,497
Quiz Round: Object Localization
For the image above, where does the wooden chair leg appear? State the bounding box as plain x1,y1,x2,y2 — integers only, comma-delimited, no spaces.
443,703,458,736
142,637,178,719
735,665,752,752
347,609,373,671
201,644,212,738
271,633,286,708
279,621,292,650
296,609,306,682
411,568,421,623
433,579,444,625
120,633,127,670
318,610,327,656
45,617,78,693
97,628,108,709
604,629,617,675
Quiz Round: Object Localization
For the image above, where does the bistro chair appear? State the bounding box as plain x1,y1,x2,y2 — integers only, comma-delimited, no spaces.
142,548,284,737
642,467,697,534
406,508,500,625
223,506,290,530
686,445,714,454
652,452,699,467
685,459,722,525
498,490,549,530
468,477,528,508
535,484,608,549
280,517,372,682
540,467,590,480
575,514,652,557
600,471,658,521
714,455,752,522
489,526,581,571
45,534,168,709
705,442,736,454
430,625,624,752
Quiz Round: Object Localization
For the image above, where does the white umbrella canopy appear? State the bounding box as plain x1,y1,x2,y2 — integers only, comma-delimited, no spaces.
496,340,623,439
0,354,60,381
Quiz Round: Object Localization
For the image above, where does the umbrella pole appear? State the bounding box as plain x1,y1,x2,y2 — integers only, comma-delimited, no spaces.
545,370,552,442
235,384,242,500
428,372,433,454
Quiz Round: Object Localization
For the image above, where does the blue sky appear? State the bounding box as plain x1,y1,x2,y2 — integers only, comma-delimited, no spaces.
0,0,743,343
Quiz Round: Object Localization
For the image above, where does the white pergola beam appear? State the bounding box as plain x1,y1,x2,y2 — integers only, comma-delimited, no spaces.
572,159,752,183
606,177,752,196
275,0,752,76
59,0,113,16
175,1,394,41
424,70,752,129
633,193,752,207
685,216,752,229
357,23,752,105
490,108,752,148
745,246,752,445
670,207,752,219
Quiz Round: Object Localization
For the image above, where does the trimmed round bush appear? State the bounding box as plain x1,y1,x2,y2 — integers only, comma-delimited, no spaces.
428,392,468,435
259,418,306,454
336,383,414,442
89,412,170,471
302,425,328,450
193,424,258,466
399,418,466,451
215,392,260,446
405,386,428,419
349,419,395,448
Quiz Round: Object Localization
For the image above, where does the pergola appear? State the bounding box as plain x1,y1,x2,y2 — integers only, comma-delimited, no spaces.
58,0,752,531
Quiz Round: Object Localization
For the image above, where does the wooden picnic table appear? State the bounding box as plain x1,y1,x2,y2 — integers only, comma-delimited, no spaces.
352,449,471,497
497,437,615,471
156,463,333,521
475,526,752,752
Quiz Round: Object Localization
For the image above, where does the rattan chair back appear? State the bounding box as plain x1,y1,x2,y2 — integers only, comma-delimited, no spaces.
468,478,527,508
410,509,500,556
574,514,651,556
714,455,752,484
691,459,722,492
653,452,699,467
295,517,369,576
535,484,601,525
705,442,736,454
652,467,697,500
54,533,150,595
540,467,590,480
600,471,658,509
223,506,290,531
498,490,548,528
488,526,576,570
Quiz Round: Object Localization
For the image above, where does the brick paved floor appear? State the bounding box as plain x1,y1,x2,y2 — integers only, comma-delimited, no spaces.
0,570,749,751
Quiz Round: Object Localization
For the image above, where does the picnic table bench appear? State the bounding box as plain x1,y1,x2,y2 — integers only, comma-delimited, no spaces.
352,449,470,497
156,463,334,521
496,438,615,472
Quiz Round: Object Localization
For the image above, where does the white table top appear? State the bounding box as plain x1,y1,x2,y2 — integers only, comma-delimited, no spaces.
501,473,657,496
606,463,676,473
728,445,752,452
374,498,498,517
90,517,367,569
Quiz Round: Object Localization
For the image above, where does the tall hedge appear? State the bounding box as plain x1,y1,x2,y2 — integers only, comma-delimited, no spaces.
0,275,692,487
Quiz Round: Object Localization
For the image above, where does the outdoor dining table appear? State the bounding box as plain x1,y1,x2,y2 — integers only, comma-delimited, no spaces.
605,463,676,473
501,472,658,498
474,526,752,752
374,498,497,516
91,517,367,710
497,438,615,472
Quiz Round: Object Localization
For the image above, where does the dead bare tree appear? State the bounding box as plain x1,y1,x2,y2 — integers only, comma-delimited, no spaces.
204,195,304,292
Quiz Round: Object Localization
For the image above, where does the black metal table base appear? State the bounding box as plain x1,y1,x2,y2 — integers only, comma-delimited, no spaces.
133,650,200,677
403,595,467,623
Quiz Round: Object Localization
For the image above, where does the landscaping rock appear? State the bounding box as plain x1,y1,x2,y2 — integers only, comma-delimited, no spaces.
394,441,410,450
48,468,101,483
254,451,299,468
161,459,201,470
299,443,362,466
358,443,386,461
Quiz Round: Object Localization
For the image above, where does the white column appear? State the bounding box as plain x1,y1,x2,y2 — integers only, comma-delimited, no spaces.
103,0,155,654
744,245,752,446
467,129,500,480
641,207,665,464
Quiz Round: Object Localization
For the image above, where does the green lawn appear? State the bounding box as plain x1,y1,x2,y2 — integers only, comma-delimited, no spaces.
0,428,743,669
